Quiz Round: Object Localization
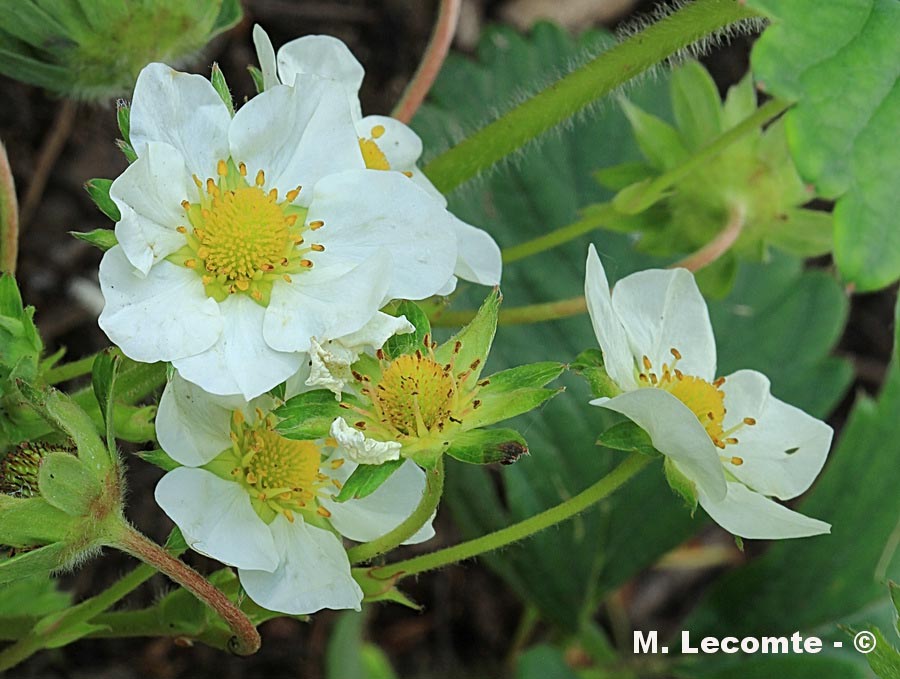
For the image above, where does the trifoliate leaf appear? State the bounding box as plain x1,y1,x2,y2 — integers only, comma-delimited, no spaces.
748,0,900,290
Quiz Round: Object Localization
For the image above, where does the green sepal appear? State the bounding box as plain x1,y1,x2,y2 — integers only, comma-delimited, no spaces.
334,458,405,502
466,386,562,431
352,566,420,610
845,626,900,679
16,381,112,478
446,428,528,466
269,380,287,401
83,178,120,222
763,208,833,258
597,421,661,458
210,62,234,116
71,228,117,251
663,457,698,512
670,60,724,151
275,390,360,440
0,495,75,547
38,452,102,516
116,99,130,144
248,65,265,94
891,581,900,621
0,274,43,384
594,161,656,191
0,542,67,585
137,448,181,472
570,349,621,399
115,139,138,163
619,98,689,170
478,362,564,393
382,301,431,359
434,289,500,389
91,349,119,450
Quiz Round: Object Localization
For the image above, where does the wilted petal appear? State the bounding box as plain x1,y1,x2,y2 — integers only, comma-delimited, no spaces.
330,417,402,464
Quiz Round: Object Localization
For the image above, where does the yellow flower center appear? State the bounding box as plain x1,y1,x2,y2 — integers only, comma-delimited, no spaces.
169,159,326,305
219,411,340,523
639,349,755,465
342,337,485,446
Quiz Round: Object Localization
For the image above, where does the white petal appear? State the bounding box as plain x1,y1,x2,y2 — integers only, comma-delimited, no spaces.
154,467,278,571
238,515,362,615
156,373,250,466
98,247,222,362
330,417,401,464
699,482,831,540
585,245,638,390
336,311,415,352
356,115,423,169
595,388,727,501
451,217,502,286
611,267,716,381
111,142,195,274
174,294,304,399
263,253,391,354
229,80,362,207
436,276,458,297
308,170,458,300
276,35,364,118
321,459,435,544
722,370,833,500
252,25,279,91
129,63,231,179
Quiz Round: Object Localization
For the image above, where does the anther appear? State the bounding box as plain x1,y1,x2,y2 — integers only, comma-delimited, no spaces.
238,162,247,176
185,259,197,268
714,377,726,388
176,226,187,234
255,169,265,186
402,171,413,177
670,348,682,360
310,244,325,252
371,124,385,138
317,506,332,518
283,274,292,283
730,456,744,466
743,417,757,426
181,200,191,210
285,187,301,202
642,355,652,371
725,437,739,445
216,159,228,176
300,259,313,268
309,220,325,230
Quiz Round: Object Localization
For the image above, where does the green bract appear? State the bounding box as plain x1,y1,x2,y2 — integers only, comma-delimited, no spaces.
600,61,829,295
275,291,563,498
0,0,242,99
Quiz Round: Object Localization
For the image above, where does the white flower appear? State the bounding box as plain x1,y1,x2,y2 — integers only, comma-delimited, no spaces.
154,372,434,615
99,59,462,399
584,245,832,540
306,312,415,398
253,25,502,290
330,417,403,465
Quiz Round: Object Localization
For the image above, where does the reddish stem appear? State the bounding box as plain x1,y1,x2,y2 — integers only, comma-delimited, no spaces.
392,0,461,123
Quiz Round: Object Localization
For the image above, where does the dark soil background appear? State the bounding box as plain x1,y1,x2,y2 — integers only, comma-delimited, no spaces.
1,1,895,678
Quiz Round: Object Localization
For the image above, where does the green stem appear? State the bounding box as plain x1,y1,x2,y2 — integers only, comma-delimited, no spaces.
43,354,97,385
347,456,445,564
423,0,759,193
501,203,623,264
371,453,651,580
614,98,791,214
432,296,587,327
113,523,260,656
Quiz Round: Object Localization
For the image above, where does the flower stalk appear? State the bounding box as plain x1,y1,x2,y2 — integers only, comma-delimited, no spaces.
347,456,446,564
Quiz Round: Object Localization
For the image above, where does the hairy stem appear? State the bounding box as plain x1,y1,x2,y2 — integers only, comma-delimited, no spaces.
371,453,651,580
392,0,461,123
44,354,98,385
432,296,587,327
114,524,260,656
347,456,445,564
423,0,758,193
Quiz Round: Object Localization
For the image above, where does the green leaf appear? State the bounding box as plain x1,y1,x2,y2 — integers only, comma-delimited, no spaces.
434,289,500,390
136,448,181,472
0,542,67,585
91,349,118,449
446,428,528,465
0,495,75,547
83,178,120,222
38,452,101,516
325,611,399,679
596,421,660,458
210,63,234,116
71,228,117,251
516,645,579,679
663,456,698,511
570,349,620,399
275,390,356,440
382,300,430,359
0,274,42,383
761,207,833,258
0,571,71,618
211,0,243,34
335,459,405,502
620,98,689,170
748,0,900,290
670,60,723,150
